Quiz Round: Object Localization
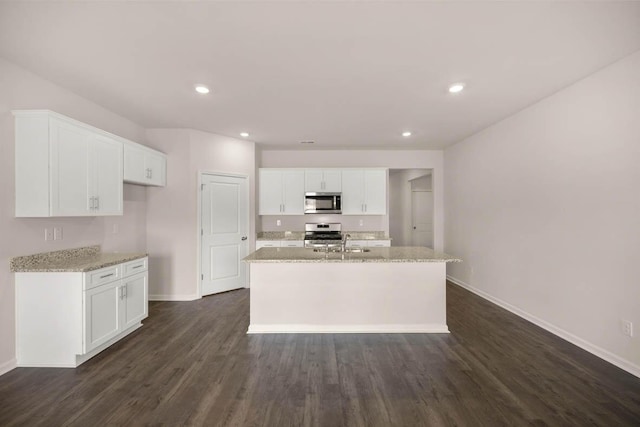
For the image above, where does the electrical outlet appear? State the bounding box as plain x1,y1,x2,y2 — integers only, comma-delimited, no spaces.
276,220,281,227
621,320,633,337
112,224,119,234
53,227,63,240
359,219,364,226
44,228,53,241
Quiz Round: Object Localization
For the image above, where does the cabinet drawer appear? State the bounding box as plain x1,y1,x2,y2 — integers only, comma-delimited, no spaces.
122,257,148,278
256,241,281,249
85,265,120,290
281,241,304,248
369,240,391,247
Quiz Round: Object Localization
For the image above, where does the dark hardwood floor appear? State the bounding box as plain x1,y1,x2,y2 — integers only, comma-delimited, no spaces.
1,282,639,426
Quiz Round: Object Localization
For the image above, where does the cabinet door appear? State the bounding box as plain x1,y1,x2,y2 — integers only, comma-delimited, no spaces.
92,135,123,216
122,272,148,330
84,280,121,352
259,169,284,215
50,119,93,216
322,169,342,192
282,170,305,214
123,144,147,184
341,169,365,214
304,169,324,192
363,169,387,215
145,152,166,186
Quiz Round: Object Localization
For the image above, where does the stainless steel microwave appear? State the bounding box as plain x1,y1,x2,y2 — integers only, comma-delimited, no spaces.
304,192,342,214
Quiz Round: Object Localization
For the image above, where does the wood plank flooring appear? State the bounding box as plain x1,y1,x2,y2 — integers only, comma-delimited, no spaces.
1,282,639,426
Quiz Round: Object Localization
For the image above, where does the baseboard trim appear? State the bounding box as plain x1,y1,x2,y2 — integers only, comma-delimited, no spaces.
0,358,17,377
247,324,450,334
447,275,640,379
149,294,199,301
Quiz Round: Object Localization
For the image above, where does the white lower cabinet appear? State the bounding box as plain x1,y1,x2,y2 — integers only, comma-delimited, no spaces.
85,280,122,352
347,240,391,248
16,257,148,367
256,240,304,249
256,240,281,249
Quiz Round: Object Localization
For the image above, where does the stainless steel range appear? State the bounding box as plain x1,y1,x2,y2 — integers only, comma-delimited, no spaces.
304,223,342,248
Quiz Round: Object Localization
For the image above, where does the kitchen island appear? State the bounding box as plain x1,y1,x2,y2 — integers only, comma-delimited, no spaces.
243,247,461,334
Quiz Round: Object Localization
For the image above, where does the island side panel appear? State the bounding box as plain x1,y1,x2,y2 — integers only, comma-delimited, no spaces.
248,262,448,333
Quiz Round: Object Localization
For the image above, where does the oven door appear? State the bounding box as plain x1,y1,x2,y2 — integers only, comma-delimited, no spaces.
304,193,341,214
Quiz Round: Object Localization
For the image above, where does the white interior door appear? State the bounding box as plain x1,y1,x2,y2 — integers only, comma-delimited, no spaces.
201,174,248,296
412,190,434,248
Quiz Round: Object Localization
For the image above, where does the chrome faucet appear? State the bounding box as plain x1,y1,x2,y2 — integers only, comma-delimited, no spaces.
341,233,351,252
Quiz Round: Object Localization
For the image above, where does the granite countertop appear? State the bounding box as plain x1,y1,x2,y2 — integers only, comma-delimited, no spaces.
243,247,461,263
10,245,148,273
256,231,391,241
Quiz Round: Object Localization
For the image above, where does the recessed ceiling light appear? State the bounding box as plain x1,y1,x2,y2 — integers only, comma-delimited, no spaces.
240,132,249,138
402,131,412,137
195,85,210,94
448,83,465,93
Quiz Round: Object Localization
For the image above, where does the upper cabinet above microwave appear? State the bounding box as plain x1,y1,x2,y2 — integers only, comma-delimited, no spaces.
304,169,342,192
259,167,387,216
123,141,166,187
14,110,123,217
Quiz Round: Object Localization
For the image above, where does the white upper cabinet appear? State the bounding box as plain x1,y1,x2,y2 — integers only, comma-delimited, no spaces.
341,168,387,215
259,169,305,215
123,141,166,187
305,169,342,192
15,111,123,217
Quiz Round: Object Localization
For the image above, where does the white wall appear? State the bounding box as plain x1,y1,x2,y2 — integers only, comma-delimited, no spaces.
444,51,640,377
259,150,444,250
0,58,148,375
145,129,256,300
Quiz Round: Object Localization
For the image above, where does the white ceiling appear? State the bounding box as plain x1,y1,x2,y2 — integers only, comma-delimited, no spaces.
1,1,639,150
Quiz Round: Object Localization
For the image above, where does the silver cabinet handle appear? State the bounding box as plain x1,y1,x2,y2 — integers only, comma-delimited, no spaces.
100,273,114,279
123,286,127,298
241,236,248,241
149,168,152,179
95,196,99,210
132,264,143,269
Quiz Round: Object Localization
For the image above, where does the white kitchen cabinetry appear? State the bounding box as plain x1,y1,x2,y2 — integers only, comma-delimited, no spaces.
280,241,304,248
259,169,305,215
347,240,391,248
305,169,342,192
256,240,304,249
256,240,281,249
341,169,387,215
15,257,148,367
14,110,123,217
123,141,166,187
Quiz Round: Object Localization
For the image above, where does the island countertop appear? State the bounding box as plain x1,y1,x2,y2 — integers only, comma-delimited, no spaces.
243,246,461,263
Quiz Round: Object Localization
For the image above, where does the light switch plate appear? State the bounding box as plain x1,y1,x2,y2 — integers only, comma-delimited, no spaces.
44,228,53,241
53,227,63,240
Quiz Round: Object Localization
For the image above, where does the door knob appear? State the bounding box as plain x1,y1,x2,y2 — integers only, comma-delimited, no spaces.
241,236,248,241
